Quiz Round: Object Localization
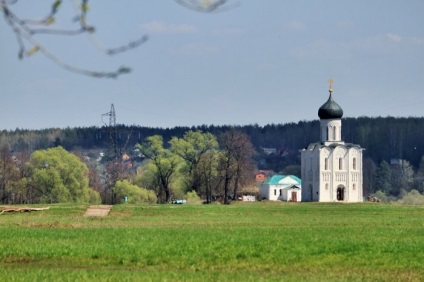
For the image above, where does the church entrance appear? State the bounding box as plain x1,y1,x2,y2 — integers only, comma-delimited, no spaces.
337,186,345,201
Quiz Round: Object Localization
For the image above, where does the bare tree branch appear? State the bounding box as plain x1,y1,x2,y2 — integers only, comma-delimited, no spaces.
1,0,147,78
1,0,232,78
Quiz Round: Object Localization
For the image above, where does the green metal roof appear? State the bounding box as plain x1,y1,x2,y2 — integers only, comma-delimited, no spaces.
262,175,301,185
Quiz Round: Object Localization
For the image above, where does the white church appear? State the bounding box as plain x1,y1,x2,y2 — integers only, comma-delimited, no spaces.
301,82,364,202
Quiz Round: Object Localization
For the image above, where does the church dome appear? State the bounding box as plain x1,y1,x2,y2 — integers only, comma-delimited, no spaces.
318,91,343,119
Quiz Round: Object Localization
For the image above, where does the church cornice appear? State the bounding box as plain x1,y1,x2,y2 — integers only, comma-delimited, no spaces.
301,142,364,152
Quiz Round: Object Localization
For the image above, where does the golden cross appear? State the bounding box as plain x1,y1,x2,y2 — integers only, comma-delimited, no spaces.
328,79,334,92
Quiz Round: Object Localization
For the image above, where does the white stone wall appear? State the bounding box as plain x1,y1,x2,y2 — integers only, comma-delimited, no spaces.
285,188,302,202
301,143,363,202
259,185,270,200
320,119,342,143
301,145,320,202
261,184,302,202
260,184,280,201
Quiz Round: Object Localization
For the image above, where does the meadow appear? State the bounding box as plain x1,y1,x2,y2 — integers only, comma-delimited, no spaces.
1,202,424,281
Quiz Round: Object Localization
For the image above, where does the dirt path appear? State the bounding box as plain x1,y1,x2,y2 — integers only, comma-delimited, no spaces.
84,205,112,217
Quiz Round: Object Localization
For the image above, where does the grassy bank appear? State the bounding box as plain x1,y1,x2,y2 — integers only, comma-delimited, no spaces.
1,202,424,281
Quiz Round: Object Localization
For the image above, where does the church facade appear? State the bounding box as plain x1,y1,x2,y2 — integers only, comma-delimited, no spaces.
301,83,364,202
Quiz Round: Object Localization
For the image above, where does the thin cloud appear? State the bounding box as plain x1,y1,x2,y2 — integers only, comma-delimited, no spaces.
412,37,424,45
283,20,307,31
289,39,349,60
336,20,355,30
212,27,245,36
28,79,67,92
386,33,402,42
168,42,220,56
140,21,197,34
290,33,421,60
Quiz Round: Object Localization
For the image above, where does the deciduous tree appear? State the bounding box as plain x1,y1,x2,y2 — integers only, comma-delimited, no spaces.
30,146,98,203
363,158,377,195
137,135,181,203
170,130,218,196
375,161,392,195
391,160,414,196
198,150,221,203
218,129,256,204
0,143,19,204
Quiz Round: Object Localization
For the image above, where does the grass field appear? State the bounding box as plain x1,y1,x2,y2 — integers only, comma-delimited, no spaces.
1,202,424,281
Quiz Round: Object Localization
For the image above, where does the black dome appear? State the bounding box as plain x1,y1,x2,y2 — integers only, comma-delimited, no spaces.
318,93,343,119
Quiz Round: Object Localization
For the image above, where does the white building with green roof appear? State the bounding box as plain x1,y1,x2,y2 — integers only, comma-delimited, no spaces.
260,175,302,202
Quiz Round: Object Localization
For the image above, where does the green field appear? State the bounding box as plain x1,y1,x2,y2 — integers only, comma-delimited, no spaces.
1,202,424,281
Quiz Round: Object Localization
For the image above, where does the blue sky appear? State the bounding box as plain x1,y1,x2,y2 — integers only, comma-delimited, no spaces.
1,0,424,130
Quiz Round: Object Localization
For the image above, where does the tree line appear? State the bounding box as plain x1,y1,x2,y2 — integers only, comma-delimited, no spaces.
0,129,256,205
3,116,424,167
2,116,424,202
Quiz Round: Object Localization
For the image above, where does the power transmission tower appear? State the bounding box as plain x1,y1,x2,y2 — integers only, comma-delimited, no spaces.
102,104,119,161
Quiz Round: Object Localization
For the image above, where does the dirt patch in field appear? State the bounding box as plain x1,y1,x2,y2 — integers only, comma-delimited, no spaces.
84,205,112,217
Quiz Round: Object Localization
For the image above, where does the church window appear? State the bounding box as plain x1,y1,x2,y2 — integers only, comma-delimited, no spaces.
333,127,337,140
353,184,356,190
309,185,313,200
325,158,328,170
339,158,343,170
279,189,282,196
353,158,357,170
326,127,329,141
274,189,277,196
325,183,328,190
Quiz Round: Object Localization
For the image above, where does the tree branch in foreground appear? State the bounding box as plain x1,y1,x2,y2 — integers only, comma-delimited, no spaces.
1,0,233,78
1,0,148,78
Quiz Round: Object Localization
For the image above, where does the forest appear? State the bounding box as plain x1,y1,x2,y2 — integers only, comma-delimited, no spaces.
1,116,424,204
2,116,424,166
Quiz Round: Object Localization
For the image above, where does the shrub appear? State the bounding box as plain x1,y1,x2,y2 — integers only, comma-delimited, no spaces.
113,180,157,204
397,190,424,205
369,190,387,202
186,191,202,205
88,188,101,204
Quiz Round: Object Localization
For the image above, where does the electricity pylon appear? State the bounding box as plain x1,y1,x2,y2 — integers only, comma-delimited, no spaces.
102,104,118,161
